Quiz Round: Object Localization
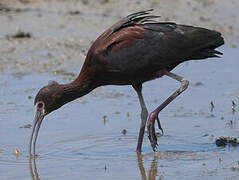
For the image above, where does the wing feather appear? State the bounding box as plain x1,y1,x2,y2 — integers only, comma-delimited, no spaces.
84,10,223,78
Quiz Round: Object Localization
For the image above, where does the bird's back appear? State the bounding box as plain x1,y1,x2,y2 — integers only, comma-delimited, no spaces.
82,10,224,85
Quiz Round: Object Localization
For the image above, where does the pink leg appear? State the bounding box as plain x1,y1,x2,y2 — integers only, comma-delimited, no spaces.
147,71,189,151
133,84,148,152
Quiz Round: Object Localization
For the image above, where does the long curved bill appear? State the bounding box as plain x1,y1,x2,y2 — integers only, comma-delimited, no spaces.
29,110,44,157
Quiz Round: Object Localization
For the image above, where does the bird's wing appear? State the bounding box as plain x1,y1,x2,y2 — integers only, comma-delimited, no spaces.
85,10,223,77
100,23,223,76
86,9,165,64
97,23,178,74
97,9,159,40
84,9,162,68
91,9,161,56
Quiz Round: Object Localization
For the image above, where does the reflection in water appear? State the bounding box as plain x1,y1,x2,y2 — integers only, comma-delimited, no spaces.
28,153,161,180
29,157,40,180
137,153,162,180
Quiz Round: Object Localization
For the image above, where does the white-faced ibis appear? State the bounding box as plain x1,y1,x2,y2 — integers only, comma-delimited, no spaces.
29,9,224,155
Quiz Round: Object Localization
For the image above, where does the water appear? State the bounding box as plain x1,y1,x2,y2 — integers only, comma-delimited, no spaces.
1,0,239,179
0,44,239,180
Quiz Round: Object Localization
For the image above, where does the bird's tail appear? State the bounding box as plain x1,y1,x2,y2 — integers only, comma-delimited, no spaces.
188,31,224,60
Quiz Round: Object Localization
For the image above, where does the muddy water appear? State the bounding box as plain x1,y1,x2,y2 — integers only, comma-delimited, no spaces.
0,44,239,180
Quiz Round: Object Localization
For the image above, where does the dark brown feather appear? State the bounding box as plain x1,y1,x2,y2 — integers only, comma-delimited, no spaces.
79,11,224,86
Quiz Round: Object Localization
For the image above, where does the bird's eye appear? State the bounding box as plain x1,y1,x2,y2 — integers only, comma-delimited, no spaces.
37,102,43,109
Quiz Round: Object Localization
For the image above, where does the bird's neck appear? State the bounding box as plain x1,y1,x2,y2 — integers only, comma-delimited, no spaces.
60,73,96,105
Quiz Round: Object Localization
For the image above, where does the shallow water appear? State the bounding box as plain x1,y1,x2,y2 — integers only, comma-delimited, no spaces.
1,0,239,179
0,44,239,180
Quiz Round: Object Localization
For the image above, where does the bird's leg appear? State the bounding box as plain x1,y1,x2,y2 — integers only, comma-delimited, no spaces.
148,71,189,151
133,84,149,153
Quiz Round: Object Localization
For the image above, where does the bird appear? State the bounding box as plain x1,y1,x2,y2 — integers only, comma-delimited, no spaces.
29,9,224,156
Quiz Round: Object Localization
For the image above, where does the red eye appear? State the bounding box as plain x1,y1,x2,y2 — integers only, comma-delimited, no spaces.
37,102,43,108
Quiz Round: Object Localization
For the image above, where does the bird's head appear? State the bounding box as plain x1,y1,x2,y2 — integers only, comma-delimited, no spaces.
34,81,64,115
29,81,64,156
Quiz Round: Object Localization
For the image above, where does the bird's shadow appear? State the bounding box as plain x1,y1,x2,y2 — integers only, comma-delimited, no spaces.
28,153,161,180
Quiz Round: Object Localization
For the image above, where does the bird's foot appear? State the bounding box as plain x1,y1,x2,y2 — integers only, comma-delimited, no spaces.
147,112,164,151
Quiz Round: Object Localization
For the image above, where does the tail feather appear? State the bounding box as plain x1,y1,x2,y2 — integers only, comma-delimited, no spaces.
188,32,224,60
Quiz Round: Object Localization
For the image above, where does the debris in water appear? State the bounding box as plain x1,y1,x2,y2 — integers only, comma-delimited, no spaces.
19,124,32,128
230,167,239,172
126,112,130,117
192,81,203,86
153,98,158,102
226,120,233,127
114,111,120,115
103,115,107,125
210,101,214,113
78,99,87,103
69,10,80,15
216,137,226,147
0,4,11,12
54,70,76,77
206,114,216,118
122,129,127,135
6,30,32,39
232,100,236,113
215,137,239,147
14,148,21,157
